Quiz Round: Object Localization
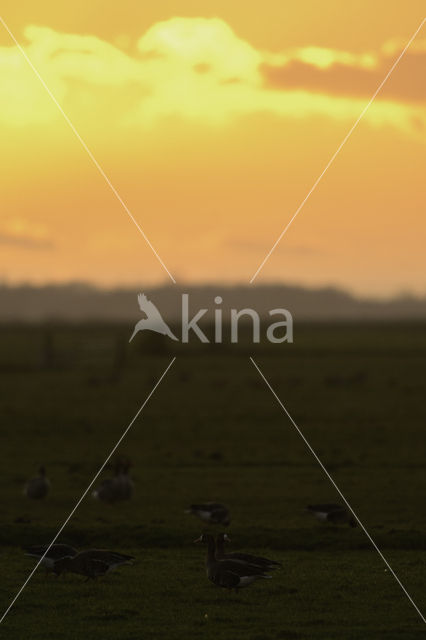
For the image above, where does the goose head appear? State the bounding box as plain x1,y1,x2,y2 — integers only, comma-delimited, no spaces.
216,533,231,543
215,532,231,551
194,533,212,544
194,533,216,560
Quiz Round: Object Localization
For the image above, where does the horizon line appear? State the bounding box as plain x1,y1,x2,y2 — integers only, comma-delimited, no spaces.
0,280,425,303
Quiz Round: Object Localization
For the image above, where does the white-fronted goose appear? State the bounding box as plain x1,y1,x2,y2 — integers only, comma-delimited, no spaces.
92,461,133,504
215,534,282,570
114,462,134,501
24,466,50,500
306,503,357,527
92,476,118,504
186,502,230,526
53,549,135,579
195,533,272,591
24,544,78,572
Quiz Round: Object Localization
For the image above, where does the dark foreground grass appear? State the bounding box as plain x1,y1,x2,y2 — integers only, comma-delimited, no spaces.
0,323,425,638
1,548,425,640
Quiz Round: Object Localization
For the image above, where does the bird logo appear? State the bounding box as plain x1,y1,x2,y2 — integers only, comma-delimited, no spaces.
129,293,179,342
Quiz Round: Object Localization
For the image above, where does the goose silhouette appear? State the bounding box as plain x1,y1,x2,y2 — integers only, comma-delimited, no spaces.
129,294,178,342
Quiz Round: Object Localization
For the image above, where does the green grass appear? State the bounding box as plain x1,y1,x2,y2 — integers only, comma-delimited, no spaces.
0,323,425,638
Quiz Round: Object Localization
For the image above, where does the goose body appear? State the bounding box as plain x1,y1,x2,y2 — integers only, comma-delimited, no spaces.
115,469,134,501
186,502,230,526
24,466,50,500
92,476,118,503
306,503,357,527
195,534,272,591
53,549,135,579
24,544,78,571
215,534,282,570
92,462,134,504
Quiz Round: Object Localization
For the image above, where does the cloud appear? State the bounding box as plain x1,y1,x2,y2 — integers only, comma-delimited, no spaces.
0,18,424,135
0,218,54,250
226,235,323,255
260,42,426,103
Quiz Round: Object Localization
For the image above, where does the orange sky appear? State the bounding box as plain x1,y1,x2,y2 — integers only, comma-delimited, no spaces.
0,2,425,295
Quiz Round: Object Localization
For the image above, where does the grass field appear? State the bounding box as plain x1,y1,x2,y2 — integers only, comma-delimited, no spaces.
0,323,425,638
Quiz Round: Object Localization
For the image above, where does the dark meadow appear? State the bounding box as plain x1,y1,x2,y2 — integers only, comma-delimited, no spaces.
0,284,425,639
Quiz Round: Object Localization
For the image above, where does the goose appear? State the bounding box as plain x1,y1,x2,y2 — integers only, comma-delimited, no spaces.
24,544,78,572
185,502,230,526
24,466,50,500
195,533,272,591
215,533,282,570
92,476,118,504
306,503,357,527
53,549,135,579
92,460,133,504
114,461,134,501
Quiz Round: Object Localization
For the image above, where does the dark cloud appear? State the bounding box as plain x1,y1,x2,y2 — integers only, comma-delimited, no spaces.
260,50,426,102
193,62,212,74
220,77,243,85
137,49,166,61
0,233,54,250
227,236,322,255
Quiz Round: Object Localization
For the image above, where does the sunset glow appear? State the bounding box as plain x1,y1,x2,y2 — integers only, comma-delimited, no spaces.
0,3,424,295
